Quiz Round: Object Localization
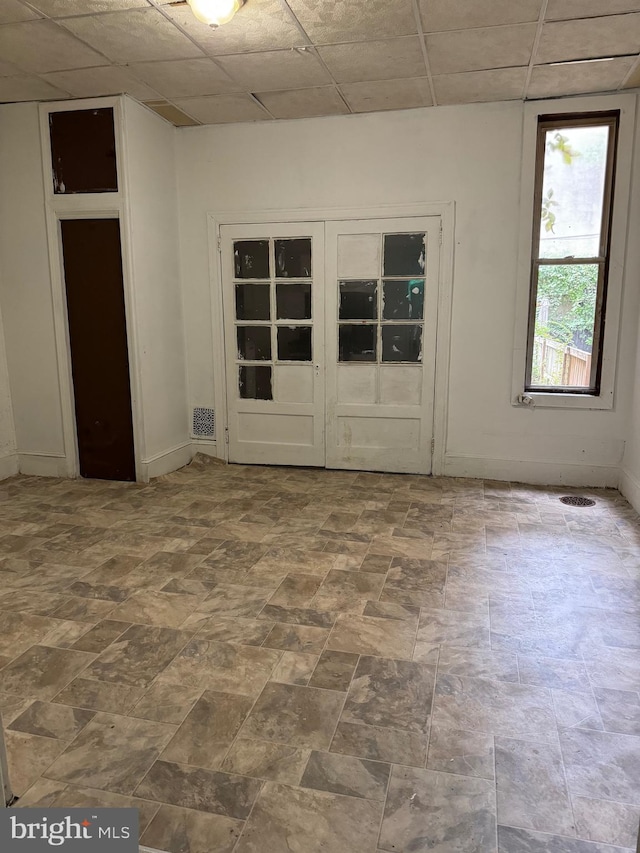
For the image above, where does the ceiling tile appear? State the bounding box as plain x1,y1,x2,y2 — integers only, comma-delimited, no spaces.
60,8,204,63
144,100,200,126
0,74,69,101
0,20,106,72
318,37,426,84
216,49,330,91
285,0,418,44
433,66,527,104
129,58,240,98
162,0,304,55
0,59,21,77
340,77,432,113
623,58,640,86
41,65,159,100
546,1,640,21
173,93,270,124
256,85,348,119
0,1,42,23
528,55,636,97
27,0,149,14
420,0,543,32
427,24,537,74
536,15,640,63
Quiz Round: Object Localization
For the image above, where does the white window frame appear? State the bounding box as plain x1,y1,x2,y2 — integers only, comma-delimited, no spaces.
512,94,636,410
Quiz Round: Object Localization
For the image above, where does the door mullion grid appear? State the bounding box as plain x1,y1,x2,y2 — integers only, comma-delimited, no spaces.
269,239,277,395
376,232,384,402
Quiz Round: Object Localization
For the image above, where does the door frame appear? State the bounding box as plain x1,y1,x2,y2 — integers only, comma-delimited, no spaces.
39,98,145,482
208,202,455,476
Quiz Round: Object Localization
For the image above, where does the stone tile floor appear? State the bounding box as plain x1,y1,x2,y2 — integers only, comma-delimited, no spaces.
0,455,638,852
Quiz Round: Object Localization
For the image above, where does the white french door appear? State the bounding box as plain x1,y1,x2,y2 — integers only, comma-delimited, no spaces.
220,216,440,475
325,217,439,474
221,222,325,467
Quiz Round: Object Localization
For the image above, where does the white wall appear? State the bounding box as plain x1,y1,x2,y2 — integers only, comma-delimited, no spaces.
0,301,16,478
620,113,640,510
176,99,640,487
622,311,640,512
0,102,67,476
123,98,191,478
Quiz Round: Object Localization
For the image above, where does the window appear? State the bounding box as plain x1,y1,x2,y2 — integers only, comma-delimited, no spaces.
525,111,618,394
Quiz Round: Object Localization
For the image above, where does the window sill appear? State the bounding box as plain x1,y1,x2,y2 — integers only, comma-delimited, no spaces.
512,391,614,410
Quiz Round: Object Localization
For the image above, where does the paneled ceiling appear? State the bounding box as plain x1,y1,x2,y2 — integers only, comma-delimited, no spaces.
0,0,638,125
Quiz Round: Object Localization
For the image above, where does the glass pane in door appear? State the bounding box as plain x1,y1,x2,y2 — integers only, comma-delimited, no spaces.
234,240,270,278
237,326,272,360
275,238,312,277
278,326,312,361
383,233,426,276
236,284,270,320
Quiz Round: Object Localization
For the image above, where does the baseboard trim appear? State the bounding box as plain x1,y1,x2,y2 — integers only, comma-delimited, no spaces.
191,440,221,459
619,466,640,513
18,452,69,478
443,453,620,488
140,441,194,480
0,452,18,480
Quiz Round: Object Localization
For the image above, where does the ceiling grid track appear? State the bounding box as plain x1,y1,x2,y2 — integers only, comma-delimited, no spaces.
523,0,550,100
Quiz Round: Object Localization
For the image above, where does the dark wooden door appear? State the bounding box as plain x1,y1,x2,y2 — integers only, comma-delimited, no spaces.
61,218,136,481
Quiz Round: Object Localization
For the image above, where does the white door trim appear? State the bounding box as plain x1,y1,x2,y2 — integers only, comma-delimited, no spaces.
38,97,146,482
208,202,455,475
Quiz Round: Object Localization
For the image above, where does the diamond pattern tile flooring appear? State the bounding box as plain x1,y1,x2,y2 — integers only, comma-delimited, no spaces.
0,455,639,852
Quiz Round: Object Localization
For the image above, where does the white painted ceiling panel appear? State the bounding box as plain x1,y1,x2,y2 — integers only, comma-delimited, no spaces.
420,0,543,32
0,1,41,24
624,61,640,87
256,85,349,119
528,55,636,97
0,74,69,101
427,24,538,74
318,37,427,84
26,0,149,15
433,66,528,105
41,65,159,100
173,92,269,123
162,0,304,55
60,8,204,63
285,0,418,44
340,78,433,113
0,59,20,77
536,15,640,64
0,19,106,73
546,0,640,20
130,58,240,97
216,48,330,91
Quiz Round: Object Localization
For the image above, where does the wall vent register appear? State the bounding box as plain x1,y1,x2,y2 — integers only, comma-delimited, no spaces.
192,407,215,438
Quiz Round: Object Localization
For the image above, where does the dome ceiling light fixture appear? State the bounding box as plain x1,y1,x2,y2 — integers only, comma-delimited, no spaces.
186,0,245,28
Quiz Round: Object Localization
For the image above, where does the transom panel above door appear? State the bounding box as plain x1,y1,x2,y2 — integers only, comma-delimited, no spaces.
221,222,325,466
325,217,440,475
